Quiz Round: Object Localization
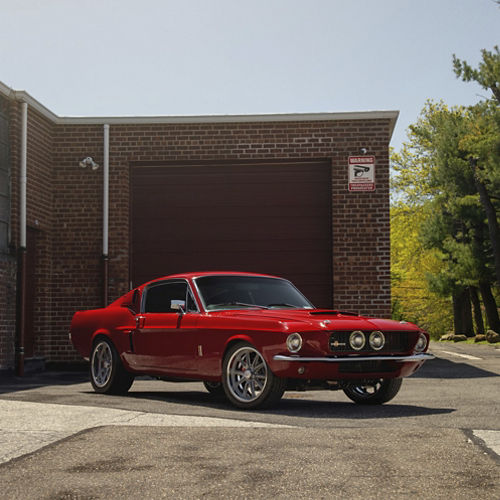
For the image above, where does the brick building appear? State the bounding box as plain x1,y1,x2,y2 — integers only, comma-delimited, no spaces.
0,81,398,371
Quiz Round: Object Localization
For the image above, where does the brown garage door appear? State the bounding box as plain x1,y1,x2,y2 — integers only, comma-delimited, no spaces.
130,160,332,308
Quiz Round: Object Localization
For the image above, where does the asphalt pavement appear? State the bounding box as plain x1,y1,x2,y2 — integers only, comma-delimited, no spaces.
0,341,499,499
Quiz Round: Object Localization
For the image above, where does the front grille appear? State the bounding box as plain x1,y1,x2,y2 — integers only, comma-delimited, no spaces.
329,331,411,354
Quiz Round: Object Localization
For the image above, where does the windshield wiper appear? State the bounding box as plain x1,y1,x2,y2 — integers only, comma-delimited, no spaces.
209,302,269,309
267,303,299,308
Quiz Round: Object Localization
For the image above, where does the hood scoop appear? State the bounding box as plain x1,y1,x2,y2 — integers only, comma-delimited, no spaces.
309,310,358,317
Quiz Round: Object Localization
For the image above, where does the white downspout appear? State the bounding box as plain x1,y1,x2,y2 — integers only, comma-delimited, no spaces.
17,101,28,376
103,124,109,257
20,102,28,249
103,124,109,305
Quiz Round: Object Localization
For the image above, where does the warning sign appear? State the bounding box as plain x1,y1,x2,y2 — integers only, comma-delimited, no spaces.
348,156,375,192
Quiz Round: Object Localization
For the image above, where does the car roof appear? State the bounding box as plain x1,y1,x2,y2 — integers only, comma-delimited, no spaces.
141,271,282,287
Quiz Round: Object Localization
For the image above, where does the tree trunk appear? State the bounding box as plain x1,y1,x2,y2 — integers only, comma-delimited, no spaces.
452,291,463,335
471,160,500,286
463,288,474,337
479,281,500,332
469,286,485,335
452,288,474,336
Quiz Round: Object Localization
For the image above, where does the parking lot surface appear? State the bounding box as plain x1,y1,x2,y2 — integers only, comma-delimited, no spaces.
0,341,499,499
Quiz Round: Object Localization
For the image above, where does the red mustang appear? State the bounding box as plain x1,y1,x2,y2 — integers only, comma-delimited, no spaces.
70,272,433,409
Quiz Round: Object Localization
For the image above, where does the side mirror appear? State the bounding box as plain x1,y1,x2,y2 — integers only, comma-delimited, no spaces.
171,299,186,314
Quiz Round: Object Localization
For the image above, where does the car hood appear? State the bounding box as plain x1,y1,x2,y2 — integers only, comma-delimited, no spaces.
208,309,420,332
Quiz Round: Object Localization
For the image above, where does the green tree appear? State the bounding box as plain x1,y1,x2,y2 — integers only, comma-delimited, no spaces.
390,203,453,337
453,46,500,103
453,48,500,284
392,101,499,334
392,47,500,335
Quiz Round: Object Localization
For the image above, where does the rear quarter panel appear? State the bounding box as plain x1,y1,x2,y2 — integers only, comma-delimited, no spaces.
70,306,135,359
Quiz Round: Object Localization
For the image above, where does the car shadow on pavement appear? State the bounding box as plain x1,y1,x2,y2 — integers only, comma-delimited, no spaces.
411,357,499,379
266,398,455,419
123,389,454,420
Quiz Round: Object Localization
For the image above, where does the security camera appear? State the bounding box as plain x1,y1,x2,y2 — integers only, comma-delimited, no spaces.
360,148,368,155
79,157,99,170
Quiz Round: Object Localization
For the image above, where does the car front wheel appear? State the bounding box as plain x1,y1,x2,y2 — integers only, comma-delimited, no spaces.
342,378,402,405
222,342,286,409
90,337,134,395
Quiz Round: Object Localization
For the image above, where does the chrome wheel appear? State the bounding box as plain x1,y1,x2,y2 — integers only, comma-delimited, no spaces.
349,380,383,397
343,378,402,405
91,340,113,388
226,346,268,403
89,337,134,395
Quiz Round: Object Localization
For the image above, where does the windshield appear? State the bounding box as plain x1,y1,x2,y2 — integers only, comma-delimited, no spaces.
194,275,314,311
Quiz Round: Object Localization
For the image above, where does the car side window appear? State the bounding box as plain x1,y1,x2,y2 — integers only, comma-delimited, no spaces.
144,282,188,313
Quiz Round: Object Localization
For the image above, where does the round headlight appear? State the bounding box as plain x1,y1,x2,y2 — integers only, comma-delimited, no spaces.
286,333,303,353
369,331,385,351
349,331,366,351
415,333,427,352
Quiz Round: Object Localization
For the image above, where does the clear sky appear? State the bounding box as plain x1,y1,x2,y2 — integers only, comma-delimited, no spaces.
1,0,498,150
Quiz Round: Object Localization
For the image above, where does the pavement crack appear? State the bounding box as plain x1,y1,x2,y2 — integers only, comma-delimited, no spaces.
462,428,500,463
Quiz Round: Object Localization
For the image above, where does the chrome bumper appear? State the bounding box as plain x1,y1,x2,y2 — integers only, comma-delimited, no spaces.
273,353,435,363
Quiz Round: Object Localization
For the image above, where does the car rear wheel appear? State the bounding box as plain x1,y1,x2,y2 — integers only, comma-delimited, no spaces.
222,342,286,409
342,378,402,405
90,337,134,395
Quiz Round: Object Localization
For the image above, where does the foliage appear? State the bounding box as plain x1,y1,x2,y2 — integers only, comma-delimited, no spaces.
453,46,500,103
391,46,500,336
390,203,453,337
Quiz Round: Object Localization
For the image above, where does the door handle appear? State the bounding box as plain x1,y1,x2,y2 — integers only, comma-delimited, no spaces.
135,315,146,328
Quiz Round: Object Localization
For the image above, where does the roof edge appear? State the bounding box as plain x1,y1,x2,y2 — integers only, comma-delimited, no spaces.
0,81,399,138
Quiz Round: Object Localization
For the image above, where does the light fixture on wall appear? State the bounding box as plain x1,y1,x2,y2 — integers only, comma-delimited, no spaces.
360,147,368,155
79,156,99,170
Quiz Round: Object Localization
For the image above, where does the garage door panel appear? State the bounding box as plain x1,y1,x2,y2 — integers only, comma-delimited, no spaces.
133,195,328,210
133,243,333,263
133,203,328,221
131,161,333,307
133,248,332,263
134,221,331,243
133,185,329,210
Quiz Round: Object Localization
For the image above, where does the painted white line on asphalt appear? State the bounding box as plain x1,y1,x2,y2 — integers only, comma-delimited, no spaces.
440,350,482,361
0,399,291,465
473,430,500,457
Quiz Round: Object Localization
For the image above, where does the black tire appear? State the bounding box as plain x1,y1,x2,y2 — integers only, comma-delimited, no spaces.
222,342,286,409
203,381,225,397
90,337,134,395
342,378,402,405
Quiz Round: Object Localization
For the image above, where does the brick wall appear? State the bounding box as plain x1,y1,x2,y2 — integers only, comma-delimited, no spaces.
3,105,392,366
0,255,16,369
0,99,18,370
4,102,55,368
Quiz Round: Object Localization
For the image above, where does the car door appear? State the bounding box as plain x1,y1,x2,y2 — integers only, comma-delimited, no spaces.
132,280,199,375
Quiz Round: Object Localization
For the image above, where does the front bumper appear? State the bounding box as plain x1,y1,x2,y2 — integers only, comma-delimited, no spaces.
271,352,434,379
273,353,434,363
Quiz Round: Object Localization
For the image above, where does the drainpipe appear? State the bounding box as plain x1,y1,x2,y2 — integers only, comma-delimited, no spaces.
17,101,28,376
102,124,109,306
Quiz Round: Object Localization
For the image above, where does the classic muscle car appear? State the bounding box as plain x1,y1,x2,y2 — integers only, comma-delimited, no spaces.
70,272,433,409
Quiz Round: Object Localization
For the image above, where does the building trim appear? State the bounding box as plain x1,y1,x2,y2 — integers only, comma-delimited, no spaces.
0,80,398,138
